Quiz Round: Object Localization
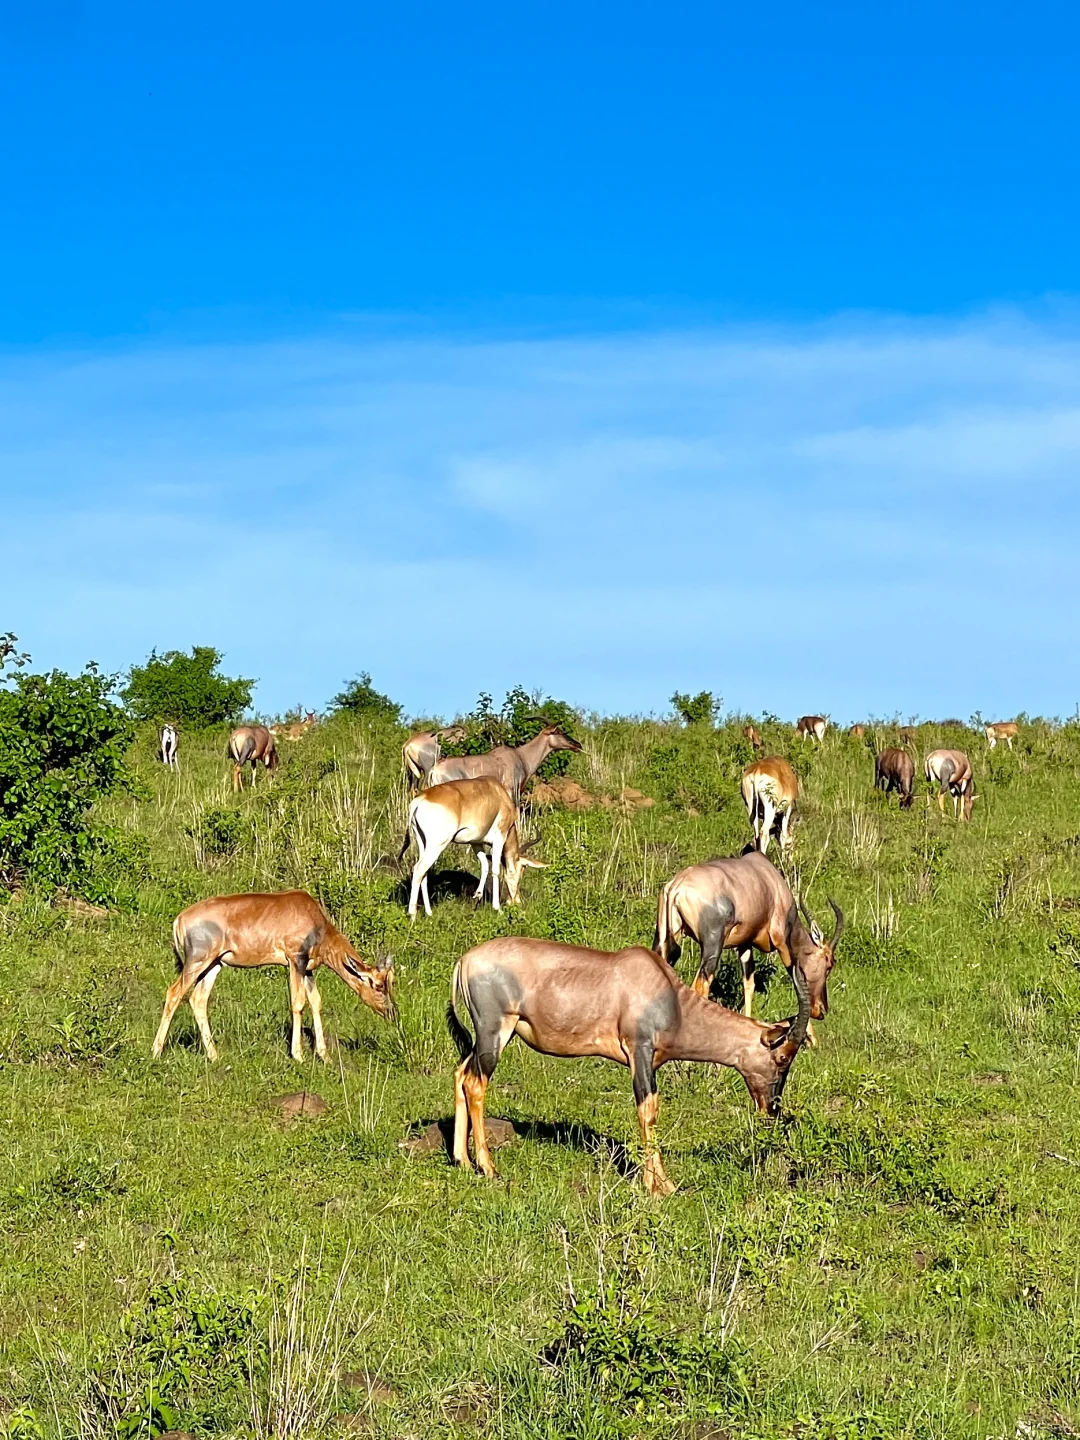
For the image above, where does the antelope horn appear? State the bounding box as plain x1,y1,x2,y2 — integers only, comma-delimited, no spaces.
785,963,811,1053
828,899,845,948
523,713,552,725
519,834,543,854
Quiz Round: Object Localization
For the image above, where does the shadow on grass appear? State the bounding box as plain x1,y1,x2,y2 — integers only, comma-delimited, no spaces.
388,867,485,908
404,1115,634,1176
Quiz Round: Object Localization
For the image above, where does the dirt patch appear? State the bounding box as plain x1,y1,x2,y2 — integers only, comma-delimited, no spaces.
599,786,656,813
54,892,109,920
530,777,599,810
271,1091,330,1121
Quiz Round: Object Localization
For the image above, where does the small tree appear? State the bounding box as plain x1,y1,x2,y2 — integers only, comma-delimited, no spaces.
671,690,721,727
122,647,254,728
330,672,402,723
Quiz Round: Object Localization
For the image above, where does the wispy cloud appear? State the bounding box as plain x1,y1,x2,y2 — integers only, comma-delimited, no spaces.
2,311,1078,720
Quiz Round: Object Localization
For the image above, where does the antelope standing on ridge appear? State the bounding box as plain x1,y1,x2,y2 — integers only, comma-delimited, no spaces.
448,935,810,1195
875,748,915,808
270,711,316,743
402,726,467,789
428,721,582,806
228,725,278,791
402,778,545,917
159,724,179,768
985,721,1019,751
925,749,976,820
741,756,799,856
654,849,842,1027
151,890,395,1063
796,715,828,742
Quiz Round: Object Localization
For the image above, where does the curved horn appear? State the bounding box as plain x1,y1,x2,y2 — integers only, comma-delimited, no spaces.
518,833,543,854
785,963,811,1053
828,899,845,949
523,713,553,726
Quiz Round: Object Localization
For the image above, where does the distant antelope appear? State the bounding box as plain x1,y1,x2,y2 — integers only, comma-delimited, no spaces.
899,726,918,746
402,778,545,917
849,724,865,739
151,890,395,1063
655,849,842,1026
270,711,316,743
743,724,763,751
228,725,278,791
741,756,799,855
448,935,810,1195
402,725,467,789
159,724,179,768
925,749,976,820
985,721,1019,751
796,715,827,742
875,748,915,808
428,720,582,806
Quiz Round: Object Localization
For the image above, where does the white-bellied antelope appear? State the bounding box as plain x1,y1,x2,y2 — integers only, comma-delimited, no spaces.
403,778,545,917
401,726,467,789
655,849,842,1027
796,715,827,742
228,725,278,791
875,747,915,808
448,935,810,1195
925,749,976,820
270,711,316,743
159,724,179,768
428,721,582,806
985,721,1018,751
741,756,799,855
151,890,395,1063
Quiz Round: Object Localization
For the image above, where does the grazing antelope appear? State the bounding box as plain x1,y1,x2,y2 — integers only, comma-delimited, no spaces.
270,711,316,743
986,721,1019,751
741,757,799,855
655,849,842,1027
899,726,918,746
875,747,915,808
849,724,865,739
448,935,810,1195
401,726,467,789
743,724,763,751
428,721,582,806
796,715,828,742
159,724,179,768
228,725,278,791
925,749,976,820
403,778,545,917
151,890,395,1063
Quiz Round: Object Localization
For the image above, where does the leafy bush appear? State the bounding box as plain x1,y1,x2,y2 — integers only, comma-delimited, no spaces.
671,689,721,726
330,671,402,722
122,647,253,728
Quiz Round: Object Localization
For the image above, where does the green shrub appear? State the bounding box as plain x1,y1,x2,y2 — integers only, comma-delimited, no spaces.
122,647,253,728
671,689,721,726
330,671,402,722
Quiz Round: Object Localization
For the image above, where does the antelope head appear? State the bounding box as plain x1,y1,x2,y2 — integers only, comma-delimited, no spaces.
504,833,547,903
331,948,396,1020
794,898,844,1019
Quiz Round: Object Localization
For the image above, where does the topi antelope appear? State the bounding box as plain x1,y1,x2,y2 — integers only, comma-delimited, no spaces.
448,935,810,1195
985,721,1019,751
743,724,763,751
925,749,976,820
875,747,915,808
151,890,395,1063
402,726,467,789
849,723,865,738
428,721,582,806
228,725,278,791
796,715,828,742
655,849,842,1029
741,756,799,855
270,711,316,743
402,778,545,917
159,724,179,768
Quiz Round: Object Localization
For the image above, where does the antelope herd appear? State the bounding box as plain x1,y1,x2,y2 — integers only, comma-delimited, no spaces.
145,706,1021,1193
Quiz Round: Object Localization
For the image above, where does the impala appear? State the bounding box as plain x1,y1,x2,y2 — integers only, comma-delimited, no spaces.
270,711,316,742
985,721,1019,751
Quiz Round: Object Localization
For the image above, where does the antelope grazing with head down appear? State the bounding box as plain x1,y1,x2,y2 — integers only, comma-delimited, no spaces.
655,849,842,1029
428,721,582,806
270,711,316,743
925,749,976,820
151,890,395,1063
228,725,278,791
741,756,799,855
403,778,545,917
401,726,467,789
448,935,810,1195
875,747,915,808
796,715,828,742
985,721,1019,751
159,724,179,768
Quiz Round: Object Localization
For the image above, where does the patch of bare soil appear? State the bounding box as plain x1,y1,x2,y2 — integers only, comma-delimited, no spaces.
270,1091,330,1121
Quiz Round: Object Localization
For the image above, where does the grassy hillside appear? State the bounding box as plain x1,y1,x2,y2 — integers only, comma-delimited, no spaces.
2,714,1079,1439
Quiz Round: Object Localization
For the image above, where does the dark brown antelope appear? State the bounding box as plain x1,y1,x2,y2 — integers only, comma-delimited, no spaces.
985,721,1019,751
401,725,467,789
428,721,582,806
270,711,316,743
403,778,545,917
796,715,828,742
654,850,842,1031
151,890,395,1062
741,756,799,855
875,747,915,808
448,935,810,1195
228,725,278,791
925,749,976,819
743,724,763,751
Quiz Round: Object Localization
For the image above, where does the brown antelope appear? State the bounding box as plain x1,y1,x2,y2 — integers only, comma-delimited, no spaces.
159,724,179,768
848,723,865,738
899,725,918,746
270,711,316,743
403,778,545,917
151,890,395,1063
448,935,810,1195
428,721,582,806
741,756,799,855
655,849,842,1029
401,725,467,789
874,747,915,808
985,721,1019,751
228,725,278,790
796,715,828,742
743,724,763,751
925,749,976,819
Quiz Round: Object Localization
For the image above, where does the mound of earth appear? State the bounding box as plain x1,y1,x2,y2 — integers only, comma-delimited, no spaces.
400,1117,516,1156
529,777,599,809
271,1091,330,1121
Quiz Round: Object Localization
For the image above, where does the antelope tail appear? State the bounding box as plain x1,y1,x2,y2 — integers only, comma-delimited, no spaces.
446,961,474,1060
654,883,680,965
230,734,256,767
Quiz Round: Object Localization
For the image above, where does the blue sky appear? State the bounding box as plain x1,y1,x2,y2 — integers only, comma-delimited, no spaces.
2,1,1079,720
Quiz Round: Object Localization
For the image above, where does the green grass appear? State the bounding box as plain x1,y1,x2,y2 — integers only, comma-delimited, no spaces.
3,715,1080,1438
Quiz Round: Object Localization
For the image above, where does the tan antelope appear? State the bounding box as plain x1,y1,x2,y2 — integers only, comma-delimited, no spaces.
741,756,799,855
743,724,763,751
228,725,278,791
448,935,810,1195
401,725,467,789
985,721,1019,751
270,711,317,743
875,747,915,808
925,748,976,819
402,778,545,917
848,723,865,738
428,721,582,806
151,890,395,1063
655,849,842,1030
796,715,828,742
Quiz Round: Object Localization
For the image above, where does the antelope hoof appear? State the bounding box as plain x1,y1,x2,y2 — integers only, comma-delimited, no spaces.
692,975,710,999
806,1022,818,1049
